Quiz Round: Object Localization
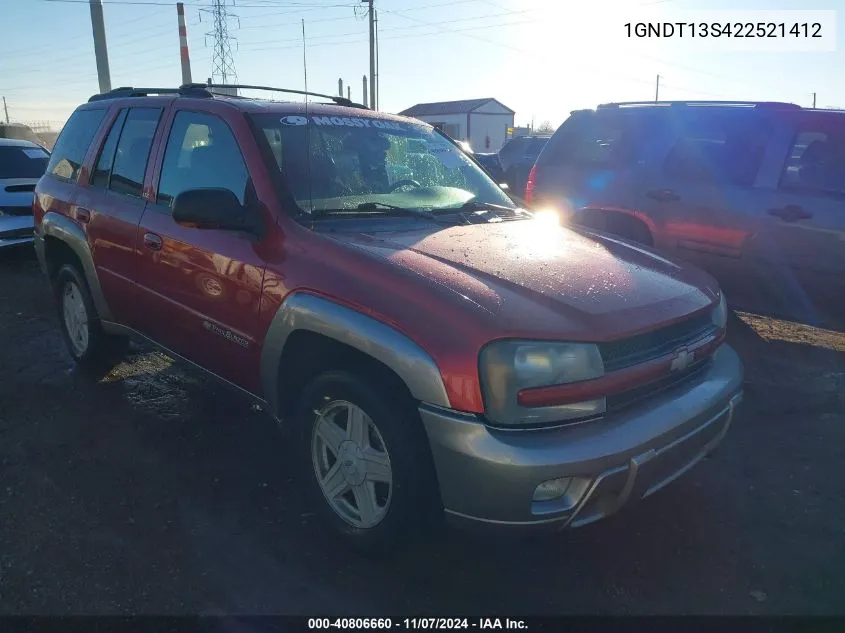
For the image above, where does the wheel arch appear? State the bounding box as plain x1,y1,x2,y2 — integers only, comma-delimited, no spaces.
39,212,112,321
260,293,451,418
575,206,656,247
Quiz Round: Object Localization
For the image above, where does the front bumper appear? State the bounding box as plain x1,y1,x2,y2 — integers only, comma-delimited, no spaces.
420,344,743,532
0,216,34,248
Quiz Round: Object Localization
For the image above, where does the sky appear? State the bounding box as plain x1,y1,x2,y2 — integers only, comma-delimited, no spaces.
2,0,843,130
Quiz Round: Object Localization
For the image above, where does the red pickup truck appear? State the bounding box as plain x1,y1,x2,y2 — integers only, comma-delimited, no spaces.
34,85,743,553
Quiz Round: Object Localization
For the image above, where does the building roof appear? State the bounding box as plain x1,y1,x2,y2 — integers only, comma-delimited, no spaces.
399,98,514,117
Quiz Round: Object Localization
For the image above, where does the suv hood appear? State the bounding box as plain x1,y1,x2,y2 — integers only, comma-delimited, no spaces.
323,219,719,341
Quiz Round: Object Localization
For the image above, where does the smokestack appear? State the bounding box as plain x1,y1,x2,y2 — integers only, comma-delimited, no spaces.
347,86,351,101
363,75,368,108
176,2,192,85
89,0,112,93
338,78,343,98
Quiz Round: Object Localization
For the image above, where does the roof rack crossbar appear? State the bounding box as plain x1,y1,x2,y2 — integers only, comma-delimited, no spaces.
597,100,801,110
88,85,212,102
184,83,370,109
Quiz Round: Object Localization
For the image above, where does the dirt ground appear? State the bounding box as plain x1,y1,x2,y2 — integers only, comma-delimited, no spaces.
1,245,843,615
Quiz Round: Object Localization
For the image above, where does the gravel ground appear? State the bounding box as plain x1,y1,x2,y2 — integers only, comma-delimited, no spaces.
1,245,844,615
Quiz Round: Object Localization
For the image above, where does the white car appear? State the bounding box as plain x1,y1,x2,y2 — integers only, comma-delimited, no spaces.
0,138,49,248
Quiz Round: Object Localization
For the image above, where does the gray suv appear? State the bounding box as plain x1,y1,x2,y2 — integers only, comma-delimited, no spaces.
526,101,845,324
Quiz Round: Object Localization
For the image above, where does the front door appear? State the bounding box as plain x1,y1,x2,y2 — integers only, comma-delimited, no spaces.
744,111,845,322
133,108,268,391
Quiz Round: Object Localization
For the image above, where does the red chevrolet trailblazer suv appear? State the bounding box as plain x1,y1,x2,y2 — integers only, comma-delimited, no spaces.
34,84,743,552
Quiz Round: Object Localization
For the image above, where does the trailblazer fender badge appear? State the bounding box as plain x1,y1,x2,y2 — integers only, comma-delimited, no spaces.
203,320,249,349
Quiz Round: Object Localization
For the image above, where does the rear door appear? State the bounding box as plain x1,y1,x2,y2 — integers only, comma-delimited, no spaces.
80,105,165,326
635,109,774,263
133,106,269,391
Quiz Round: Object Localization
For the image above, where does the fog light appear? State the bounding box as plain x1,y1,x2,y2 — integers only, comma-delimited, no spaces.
533,477,573,502
532,476,592,511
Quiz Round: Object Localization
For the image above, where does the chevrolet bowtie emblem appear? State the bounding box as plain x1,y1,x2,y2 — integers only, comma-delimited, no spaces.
670,348,693,372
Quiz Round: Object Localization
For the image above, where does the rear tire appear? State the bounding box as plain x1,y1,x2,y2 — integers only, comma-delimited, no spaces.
295,370,439,555
54,264,127,367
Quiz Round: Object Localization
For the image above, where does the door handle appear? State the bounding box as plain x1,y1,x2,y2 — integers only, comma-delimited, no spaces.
143,232,163,251
768,205,812,222
646,188,680,202
76,207,91,223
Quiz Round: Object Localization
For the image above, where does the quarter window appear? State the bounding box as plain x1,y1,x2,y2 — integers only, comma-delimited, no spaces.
157,111,248,208
45,109,106,181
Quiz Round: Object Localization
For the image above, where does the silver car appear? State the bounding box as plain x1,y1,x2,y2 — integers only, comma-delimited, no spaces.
0,138,49,248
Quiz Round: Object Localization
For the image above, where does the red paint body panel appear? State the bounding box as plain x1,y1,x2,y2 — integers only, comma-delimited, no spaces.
33,98,724,416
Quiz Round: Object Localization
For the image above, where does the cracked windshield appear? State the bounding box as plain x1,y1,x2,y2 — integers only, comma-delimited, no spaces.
253,114,516,216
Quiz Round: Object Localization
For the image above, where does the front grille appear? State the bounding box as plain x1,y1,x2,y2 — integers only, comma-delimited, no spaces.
608,358,711,412
0,206,33,217
600,311,715,372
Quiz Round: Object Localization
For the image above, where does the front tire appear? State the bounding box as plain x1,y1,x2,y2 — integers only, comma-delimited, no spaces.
296,370,438,554
54,264,126,367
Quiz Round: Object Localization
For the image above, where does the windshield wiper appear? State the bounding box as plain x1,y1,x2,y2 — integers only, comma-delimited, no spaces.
314,202,466,225
458,200,525,216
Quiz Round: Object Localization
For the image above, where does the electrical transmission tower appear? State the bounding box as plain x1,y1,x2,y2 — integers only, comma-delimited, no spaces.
201,0,238,85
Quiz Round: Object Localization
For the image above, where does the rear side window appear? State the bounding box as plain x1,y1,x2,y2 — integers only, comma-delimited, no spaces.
109,107,162,197
780,128,845,195
663,114,769,187
157,111,248,208
91,109,128,188
540,112,646,168
0,145,49,179
46,109,106,181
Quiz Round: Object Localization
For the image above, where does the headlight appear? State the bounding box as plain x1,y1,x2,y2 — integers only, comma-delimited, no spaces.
711,292,727,330
479,341,605,427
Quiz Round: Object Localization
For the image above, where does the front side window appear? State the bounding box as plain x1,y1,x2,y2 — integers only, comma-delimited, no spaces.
252,114,514,214
158,111,248,208
780,128,845,196
45,108,106,181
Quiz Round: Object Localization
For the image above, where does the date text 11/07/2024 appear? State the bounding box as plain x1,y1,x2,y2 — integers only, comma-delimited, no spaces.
307,618,528,630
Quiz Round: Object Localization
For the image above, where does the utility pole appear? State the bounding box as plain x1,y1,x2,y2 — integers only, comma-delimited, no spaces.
89,0,112,94
655,74,661,102
363,0,376,110
2,97,9,124
176,2,192,85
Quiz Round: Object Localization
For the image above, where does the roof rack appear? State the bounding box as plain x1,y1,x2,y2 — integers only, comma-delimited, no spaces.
88,85,212,102
185,83,370,109
597,100,801,110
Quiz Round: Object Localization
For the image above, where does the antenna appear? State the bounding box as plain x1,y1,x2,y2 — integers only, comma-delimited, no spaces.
302,18,313,214
301,19,308,97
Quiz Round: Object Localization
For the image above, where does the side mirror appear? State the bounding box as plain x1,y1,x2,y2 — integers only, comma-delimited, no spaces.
172,188,259,233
